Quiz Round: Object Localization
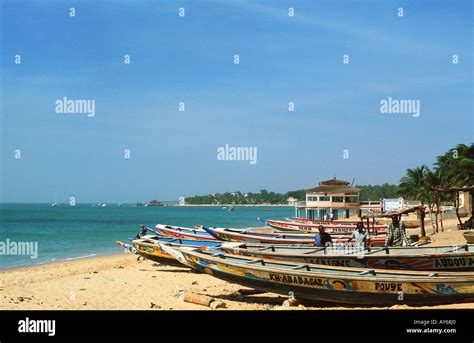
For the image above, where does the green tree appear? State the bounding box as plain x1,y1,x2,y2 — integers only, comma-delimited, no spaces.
398,166,428,202
398,166,430,236
435,143,474,187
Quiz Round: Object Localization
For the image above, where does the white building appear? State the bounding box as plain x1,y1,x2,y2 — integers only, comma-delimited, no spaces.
287,197,298,206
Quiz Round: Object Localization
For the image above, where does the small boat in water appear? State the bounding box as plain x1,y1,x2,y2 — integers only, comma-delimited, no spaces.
159,244,474,306
51,189,59,207
219,243,474,271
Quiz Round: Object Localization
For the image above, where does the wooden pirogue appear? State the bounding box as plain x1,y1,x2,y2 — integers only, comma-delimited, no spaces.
201,226,386,247
159,244,474,306
219,243,474,271
153,224,251,241
129,236,221,267
263,218,387,234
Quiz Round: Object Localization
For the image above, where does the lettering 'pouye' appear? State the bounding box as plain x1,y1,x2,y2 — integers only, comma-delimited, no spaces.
18,317,56,336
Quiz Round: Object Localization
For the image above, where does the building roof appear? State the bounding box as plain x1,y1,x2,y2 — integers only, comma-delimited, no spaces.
319,177,350,186
306,177,361,194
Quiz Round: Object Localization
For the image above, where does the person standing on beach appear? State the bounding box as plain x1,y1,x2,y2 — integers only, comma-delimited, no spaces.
315,225,333,247
347,222,368,247
385,214,410,247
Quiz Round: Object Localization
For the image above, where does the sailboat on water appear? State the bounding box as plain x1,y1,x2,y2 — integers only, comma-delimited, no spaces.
51,190,59,207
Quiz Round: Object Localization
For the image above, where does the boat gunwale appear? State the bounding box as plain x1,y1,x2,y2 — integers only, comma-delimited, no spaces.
157,227,218,240
177,247,474,282
132,238,220,249
210,228,384,245
221,245,474,260
267,218,388,230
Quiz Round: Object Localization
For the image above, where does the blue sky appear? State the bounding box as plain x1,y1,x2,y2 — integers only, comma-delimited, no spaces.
1,0,473,203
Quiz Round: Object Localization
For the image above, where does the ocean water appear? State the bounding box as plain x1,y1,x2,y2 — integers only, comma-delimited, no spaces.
0,204,293,270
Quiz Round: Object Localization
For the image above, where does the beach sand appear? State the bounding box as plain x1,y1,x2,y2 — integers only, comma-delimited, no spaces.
0,253,282,310
2,219,473,310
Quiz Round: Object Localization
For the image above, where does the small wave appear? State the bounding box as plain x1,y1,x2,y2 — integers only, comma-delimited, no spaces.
64,253,97,261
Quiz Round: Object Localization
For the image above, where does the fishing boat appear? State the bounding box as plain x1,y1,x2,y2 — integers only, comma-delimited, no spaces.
219,243,474,271
155,225,219,240
115,240,138,254
201,226,386,246
262,218,387,234
159,244,474,306
154,224,249,241
129,236,221,267
291,217,368,225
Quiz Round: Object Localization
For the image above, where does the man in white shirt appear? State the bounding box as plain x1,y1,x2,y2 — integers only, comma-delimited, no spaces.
347,222,368,247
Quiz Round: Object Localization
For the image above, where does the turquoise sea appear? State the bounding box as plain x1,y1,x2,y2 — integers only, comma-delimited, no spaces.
0,204,293,270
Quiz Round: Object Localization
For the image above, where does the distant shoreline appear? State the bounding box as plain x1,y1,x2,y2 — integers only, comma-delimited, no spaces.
0,203,293,207
170,204,292,207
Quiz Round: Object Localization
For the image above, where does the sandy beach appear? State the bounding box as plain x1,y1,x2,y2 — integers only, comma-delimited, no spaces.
2,221,474,311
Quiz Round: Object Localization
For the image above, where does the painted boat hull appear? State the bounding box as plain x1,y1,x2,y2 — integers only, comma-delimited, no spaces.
132,239,189,267
132,236,221,267
165,247,474,306
220,244,474,271
292,217,364,224
266,219,387,234
155,226,218,240
193,266,474,305
203,226,385,246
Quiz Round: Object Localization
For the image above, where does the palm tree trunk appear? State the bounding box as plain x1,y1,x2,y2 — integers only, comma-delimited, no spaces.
435,192,440,233
420,207,426,237
455,191,463,228
429,204,436,233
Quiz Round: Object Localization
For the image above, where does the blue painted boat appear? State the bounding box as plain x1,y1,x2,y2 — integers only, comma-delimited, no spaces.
130,234,221,267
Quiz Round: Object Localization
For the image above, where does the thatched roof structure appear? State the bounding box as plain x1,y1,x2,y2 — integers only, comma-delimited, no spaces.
306,177,361,194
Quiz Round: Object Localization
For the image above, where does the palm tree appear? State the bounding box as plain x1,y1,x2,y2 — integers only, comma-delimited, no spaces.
435,143,474,187
423,169,442,232
398,166,428,201
398,165,428,236
398,147,473,235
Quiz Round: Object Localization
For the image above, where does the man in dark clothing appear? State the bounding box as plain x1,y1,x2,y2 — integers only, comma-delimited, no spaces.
385,214,410,247
315,225,333,247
